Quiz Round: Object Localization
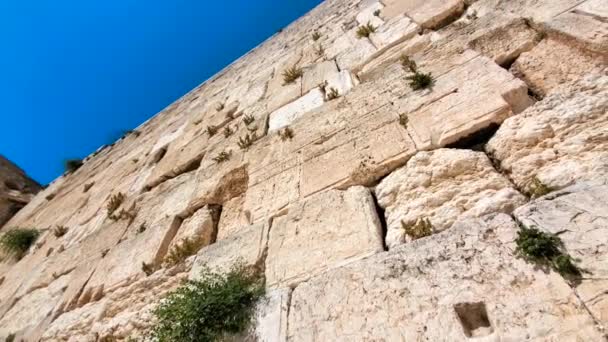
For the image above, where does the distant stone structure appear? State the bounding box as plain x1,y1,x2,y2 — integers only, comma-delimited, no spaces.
0,155,41,229
0,0,606,340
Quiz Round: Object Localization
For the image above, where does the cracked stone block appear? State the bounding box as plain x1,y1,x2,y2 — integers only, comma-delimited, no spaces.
287,214,604,341
335,28,379,71
265,187,384,288
268,88,325,132
514,182,608,328
265,54,304,113
240,288,290,342
487,72,608,192
369,14,419,51
397,55,532,150
376,149,526,248
356,1,384,26
546,0,608,55
468,18,539,66
510,38,605,97
165,205,218,257
302,60,339,94
381,0,464,29
189,222,267,278
216,195,251,241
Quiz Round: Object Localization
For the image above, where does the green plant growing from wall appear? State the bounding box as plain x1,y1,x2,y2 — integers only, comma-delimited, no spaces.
238,133,257,151
207,125,218,137
278,127,294,141
406,71,434,90
64,159,83,173
106,192,125,216
243,114,255,126
401,218,433,240
282,66,303,85
150,264,264,342
0,228,40,260
53,225,69,238
399,54,417,72
528,177,553,198
163,237,205,267
373,9,381,16
312,31,321,41
213,151,232,163
515,224,581,278
356,22,376,38
398,113,409,127
326,87,340,101
223,126,234,138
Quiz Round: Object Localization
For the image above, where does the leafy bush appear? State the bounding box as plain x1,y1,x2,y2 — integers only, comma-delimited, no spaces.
406,71,434,90
356,22,376,38
515,224,581,278
282,66,303,85
64,159,83,173
0,228,40,259
151,264,264,342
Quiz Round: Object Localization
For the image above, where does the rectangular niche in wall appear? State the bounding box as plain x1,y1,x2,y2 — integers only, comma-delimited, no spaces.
453,301,494,338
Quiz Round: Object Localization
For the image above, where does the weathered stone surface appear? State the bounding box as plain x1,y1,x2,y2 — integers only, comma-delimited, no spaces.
510,38,605,97
487,72,608,192
266,187,384,288
165,205,219,259
514,182,608,328
288,214,605,341
0,155,41,228
268,88,325,132
381,0,464,29
376,149,526,248
302,60,339,94
369,14,419,51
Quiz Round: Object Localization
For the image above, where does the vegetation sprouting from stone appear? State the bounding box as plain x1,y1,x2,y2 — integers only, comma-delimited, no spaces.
406,71,434,90
278,127,294,141
401,218,433,240
515,224,581,278
53,225,69,238
223,126,234,138
150,264,264,342
528,177,553,198
238,133,256,151
356,22,376,38
142,262,154,276
282,66,303,85
64,159,83,173
243,114,255,125
207,125,218,137
312,31,321,41
163,237,205,267
5,333,15,342
213,151,232,163
215,102,225,112
373,9,381,16
106,192,125,216
398,113,409,127
110,208,136,222
399,54,417,72
0,228,40,260
314,44,325,57
326,87,340,101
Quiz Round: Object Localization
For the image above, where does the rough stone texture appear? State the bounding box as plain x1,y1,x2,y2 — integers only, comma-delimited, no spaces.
265,187,384,288
288,214,604,341
376,149,527,248
514,182,608,329
0,155,41,229
0,0,606,339
487,72,608,192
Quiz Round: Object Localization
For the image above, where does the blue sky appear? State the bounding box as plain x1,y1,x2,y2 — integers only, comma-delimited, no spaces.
0,0,322,185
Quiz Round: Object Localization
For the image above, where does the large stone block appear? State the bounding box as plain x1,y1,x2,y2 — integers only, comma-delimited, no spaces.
268,88,325,132
265,187,384,288
487,72,608,192
381,0,464,29
514,182,608,327
376,149,526,248
287,214,604,341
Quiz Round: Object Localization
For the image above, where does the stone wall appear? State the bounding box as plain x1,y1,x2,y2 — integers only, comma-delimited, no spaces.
0,156,41,229
0,0,606,340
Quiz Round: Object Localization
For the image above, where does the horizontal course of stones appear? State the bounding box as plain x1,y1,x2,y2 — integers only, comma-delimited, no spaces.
0,0,606,340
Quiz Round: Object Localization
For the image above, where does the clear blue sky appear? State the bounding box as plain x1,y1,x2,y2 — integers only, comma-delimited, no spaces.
0,0,322,185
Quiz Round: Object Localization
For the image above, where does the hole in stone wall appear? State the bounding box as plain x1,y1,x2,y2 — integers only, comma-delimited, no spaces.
3,179,21,191
445,123,500,151
370,189,388,251
454,301,494,338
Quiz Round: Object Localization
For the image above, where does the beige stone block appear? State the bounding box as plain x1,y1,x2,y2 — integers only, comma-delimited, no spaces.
510,38,605,97
216,195,251,241
515,182,608,326
265,187,384,288
487,72,608,191
381,0,464,29
166,205,219,255
301,60,339,94
268,88,325,132
288,214,604,341
356,1,384,26
336,31,378,71
376,149,526,248
546,1,608,55
369,14,419,51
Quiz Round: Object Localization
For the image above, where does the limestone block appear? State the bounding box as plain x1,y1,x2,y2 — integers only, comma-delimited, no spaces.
514,182,608,327
510,38,605,97
324,70,355,98
356,2,384,26
381,0,464,29
287,214,604,341
216,195,251,241
189,222,267,279
265,54,303,113
265,187,384,288
487,72,608,191
369,14,419,51
301,60,339,94
249,288,290,342
546,0,608,55
40,300,106,341
166,205,218,255
376,149,526,248
335,29,378,71
397,55,532,150
268,88,325,132
468,18,539,66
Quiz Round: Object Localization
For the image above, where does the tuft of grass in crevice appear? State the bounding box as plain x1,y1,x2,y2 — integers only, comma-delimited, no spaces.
64,159,83,173
163,237,205,268
515,224,581,279
406,71,434,90
326,87,340,101
312,31,321,41
106,192,125,216
278,127,294,141
398,113,409,128
243,114,255,126
215,102,225,112
207,125,218,137
282,66,303,85
53,225,68,238
527,177,554,198
356,22,376,38
213,151,232,163
401,218,433,240
223,126,234,138
0,228,40,260
238,133,257,151
150,264,264,342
